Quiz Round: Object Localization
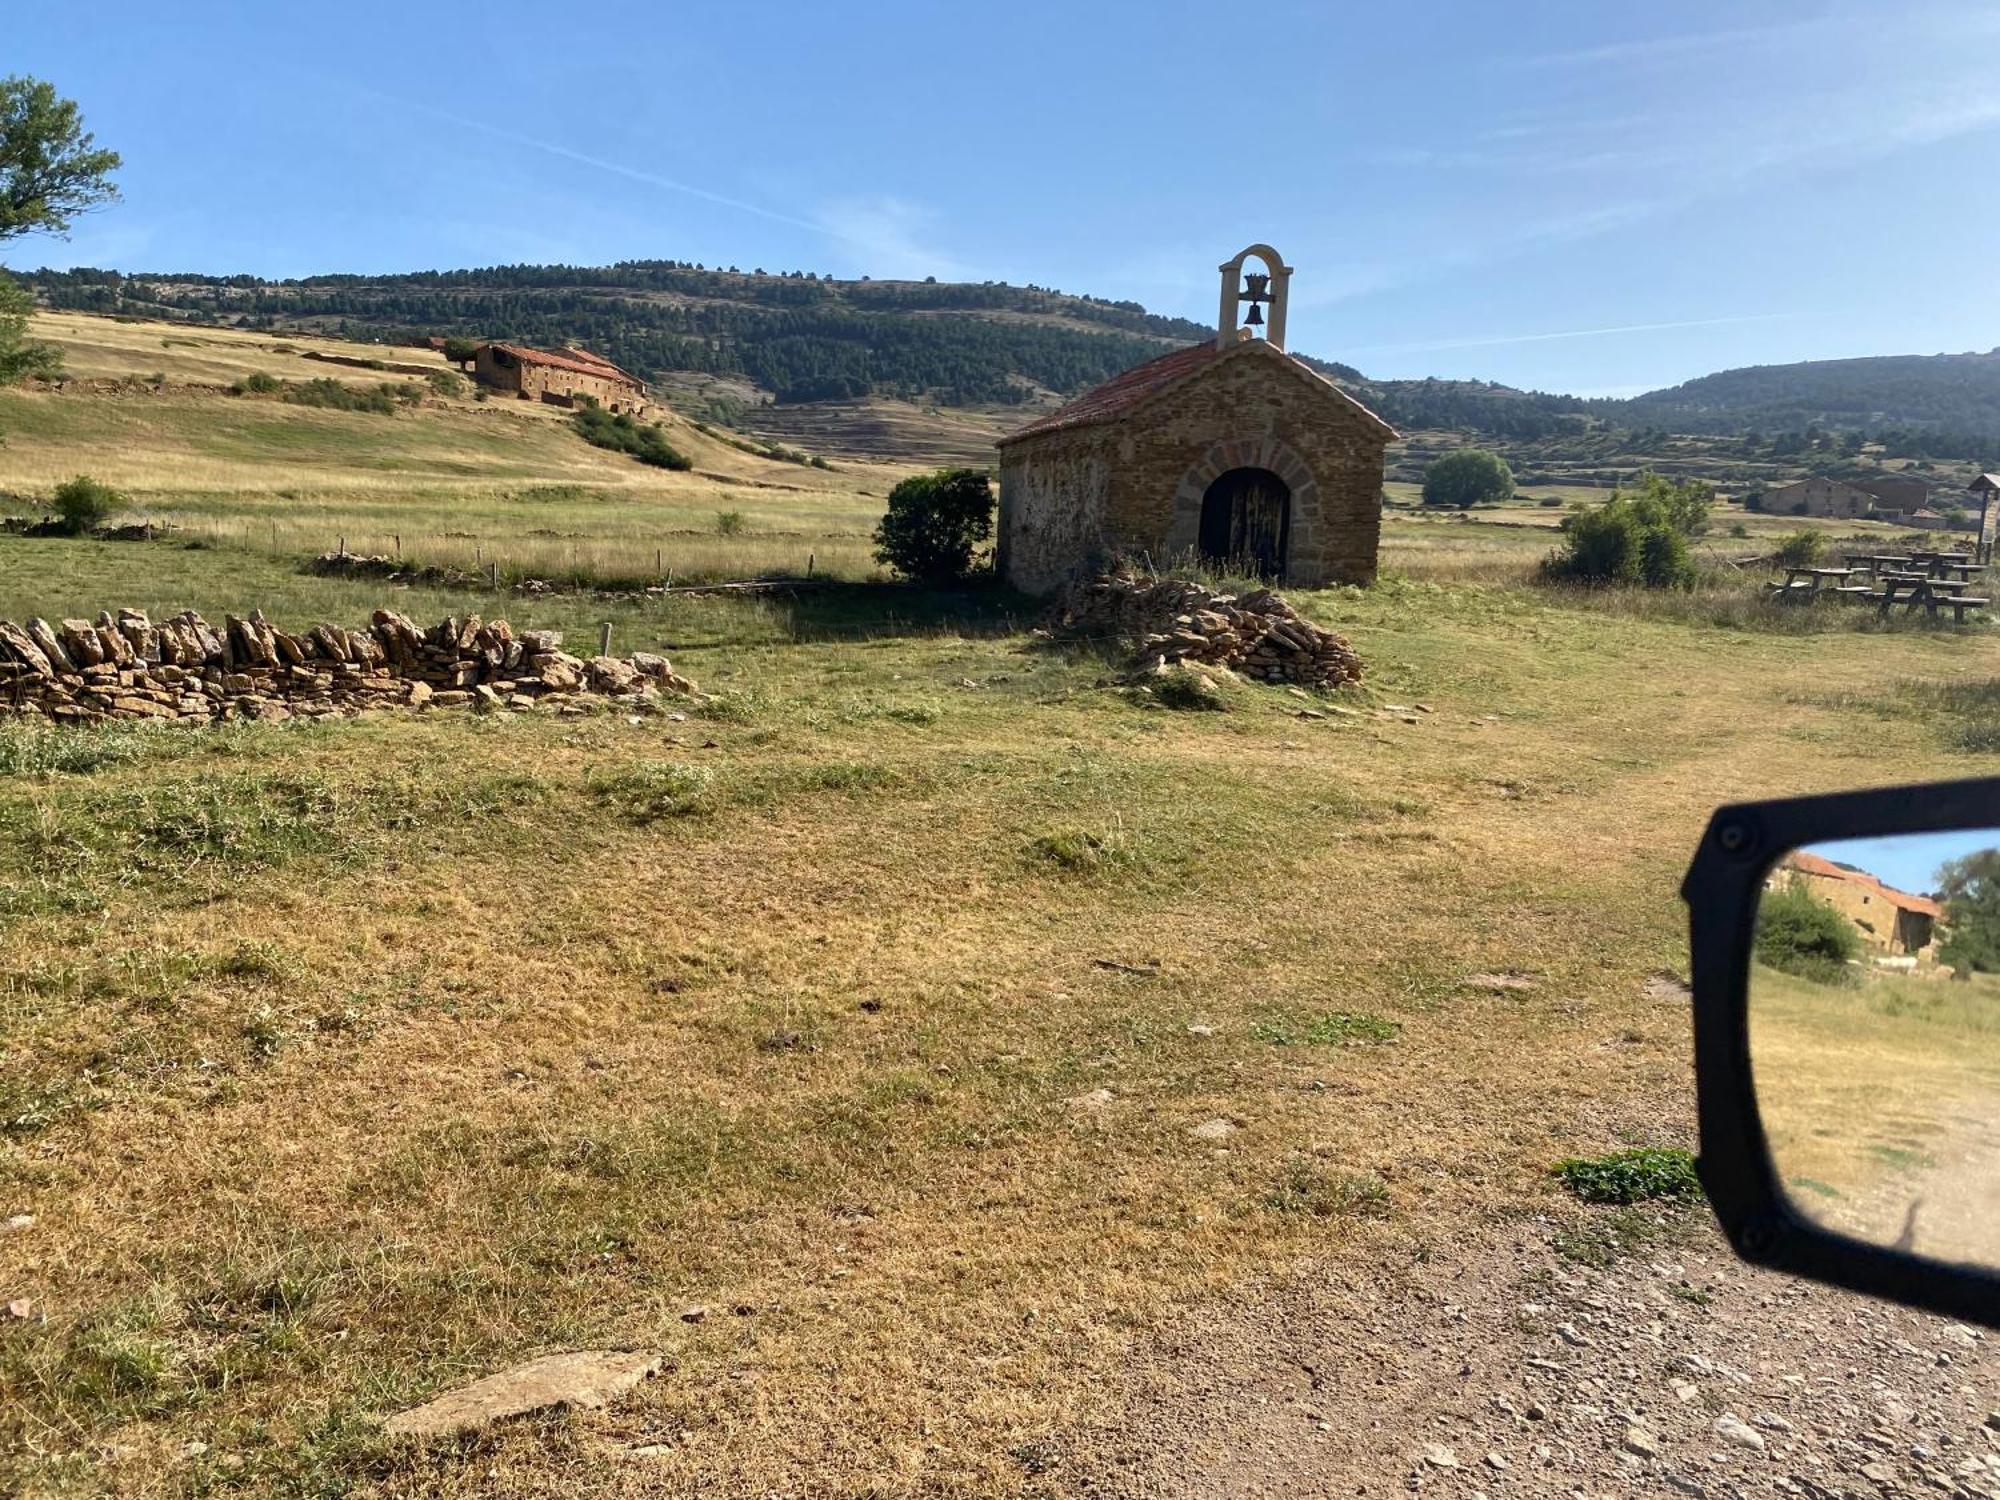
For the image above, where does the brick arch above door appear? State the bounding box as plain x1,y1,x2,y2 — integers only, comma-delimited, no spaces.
1162,437,1321,565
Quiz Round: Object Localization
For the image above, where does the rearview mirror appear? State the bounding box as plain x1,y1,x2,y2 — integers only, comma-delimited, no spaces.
1685,778,2000,1327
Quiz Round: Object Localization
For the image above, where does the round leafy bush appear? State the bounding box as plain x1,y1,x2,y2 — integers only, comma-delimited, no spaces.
1422,448,1514,509
50,474,120,535
1756,881,1860,982
873,468,993,583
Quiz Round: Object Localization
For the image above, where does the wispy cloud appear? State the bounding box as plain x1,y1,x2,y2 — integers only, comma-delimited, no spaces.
812,195,964,281
1343,311,1802,360
1508,16,1848,70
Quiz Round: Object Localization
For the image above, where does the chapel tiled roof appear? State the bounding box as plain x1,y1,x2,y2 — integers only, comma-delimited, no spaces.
996,338,1396,446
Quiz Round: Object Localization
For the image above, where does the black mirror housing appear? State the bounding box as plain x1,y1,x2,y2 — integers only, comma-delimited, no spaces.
1685,774,2000,1328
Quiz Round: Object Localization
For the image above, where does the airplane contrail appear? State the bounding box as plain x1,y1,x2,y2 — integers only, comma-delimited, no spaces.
388,95,831,237
1345,311,1802,358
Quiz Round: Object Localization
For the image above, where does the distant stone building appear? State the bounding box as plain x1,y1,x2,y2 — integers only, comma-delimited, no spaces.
1854,474,1932,514
473,343,646,412
1761,475,1878,519
993,245,1396,594
1774,851,1943,965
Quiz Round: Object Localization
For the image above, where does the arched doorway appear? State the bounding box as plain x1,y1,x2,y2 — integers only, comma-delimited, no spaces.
1198,467,1292,577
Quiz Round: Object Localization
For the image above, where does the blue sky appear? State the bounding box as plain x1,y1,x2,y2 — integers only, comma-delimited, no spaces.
9,1,2000,397
1810,833,1998,898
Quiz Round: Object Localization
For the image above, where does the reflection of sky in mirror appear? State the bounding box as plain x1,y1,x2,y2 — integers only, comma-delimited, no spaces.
1805,830,2000,896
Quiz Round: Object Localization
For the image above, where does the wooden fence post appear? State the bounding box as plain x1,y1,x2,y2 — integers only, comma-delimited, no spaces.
599,622,612,656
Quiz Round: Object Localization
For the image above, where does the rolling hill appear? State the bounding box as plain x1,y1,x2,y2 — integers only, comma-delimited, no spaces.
1611,350,2000,443
17,262,1998,461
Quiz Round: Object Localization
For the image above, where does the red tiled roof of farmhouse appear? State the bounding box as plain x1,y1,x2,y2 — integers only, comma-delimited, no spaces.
488,343,643,385
1784,850,1944,918
999,338,1396,445
558,346,641,382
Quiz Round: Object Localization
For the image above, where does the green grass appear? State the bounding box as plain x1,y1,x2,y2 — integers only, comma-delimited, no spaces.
2,469,1999,1494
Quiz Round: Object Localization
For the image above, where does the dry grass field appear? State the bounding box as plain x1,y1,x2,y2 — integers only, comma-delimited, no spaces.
2,312,1999,1497
1752,962,2000,1262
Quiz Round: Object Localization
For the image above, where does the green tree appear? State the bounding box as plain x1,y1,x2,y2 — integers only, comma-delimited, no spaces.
440,336,479,369
0,273,57,386
0,76,121,244
873,468,993,583
1421,448,1514,508
1621,470,1714,537
1937,849,2000,973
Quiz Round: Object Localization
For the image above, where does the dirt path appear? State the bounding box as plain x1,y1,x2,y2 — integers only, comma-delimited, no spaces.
1063,1210,2000,1499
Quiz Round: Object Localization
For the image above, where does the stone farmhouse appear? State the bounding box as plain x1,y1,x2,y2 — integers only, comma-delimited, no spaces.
1762,475,1878,520
1775,851,1943,966
473,343,647,412
994,246,1396,594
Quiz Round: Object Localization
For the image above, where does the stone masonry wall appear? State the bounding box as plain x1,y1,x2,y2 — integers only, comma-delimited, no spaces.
996,430,1114,595
1108,348,1387,588
996,343,1388,594
0,609,695,727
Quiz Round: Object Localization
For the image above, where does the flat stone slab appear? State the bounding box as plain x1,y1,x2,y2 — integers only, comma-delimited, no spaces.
385,1350,663,1439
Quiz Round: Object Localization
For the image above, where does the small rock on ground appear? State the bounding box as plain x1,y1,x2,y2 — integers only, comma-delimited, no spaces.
384,1350,663,1439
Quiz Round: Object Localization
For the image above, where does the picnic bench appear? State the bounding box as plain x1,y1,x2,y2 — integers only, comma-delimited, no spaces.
1767,566,1855,602
1870,573,1990,622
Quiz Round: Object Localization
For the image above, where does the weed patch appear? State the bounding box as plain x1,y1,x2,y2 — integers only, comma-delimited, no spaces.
1025,825,1139,876
1264,1163,1390,1218
586,761,720,822
1552,1146,1700,1204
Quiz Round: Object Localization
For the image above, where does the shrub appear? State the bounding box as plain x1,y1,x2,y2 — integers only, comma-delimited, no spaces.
1773,530,1824,568
1543,477,1706,589
572,405,691,470
1729,521,1750,538
230,371,280,396
1422,448,1513,508
1623,471,1714,537
1552,1147,1700,1204
714,510,746,536
280,378,395,414
873,468,994,583
1756,880,1860,982
426,369,465,398
1543,497,1696,589
50,474,119,535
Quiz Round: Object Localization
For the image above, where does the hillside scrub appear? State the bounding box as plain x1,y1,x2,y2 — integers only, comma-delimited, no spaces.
1774,530,1825,568
572,404,692,470
873,467,993,583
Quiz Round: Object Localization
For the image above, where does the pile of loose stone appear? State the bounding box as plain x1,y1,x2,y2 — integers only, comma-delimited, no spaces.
0,608,695,726
1049,570,1364,689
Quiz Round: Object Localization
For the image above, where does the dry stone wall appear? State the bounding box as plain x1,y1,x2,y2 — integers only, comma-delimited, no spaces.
0,608,695,726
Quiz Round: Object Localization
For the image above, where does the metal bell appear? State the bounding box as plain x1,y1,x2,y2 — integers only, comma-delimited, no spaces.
1244,301,1264,327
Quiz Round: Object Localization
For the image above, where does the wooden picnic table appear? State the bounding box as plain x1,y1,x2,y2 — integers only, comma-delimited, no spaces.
1871,573,1991,622
1769,565,1854,602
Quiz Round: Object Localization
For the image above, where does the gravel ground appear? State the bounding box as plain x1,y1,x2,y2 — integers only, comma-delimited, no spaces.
1065,1209,2000,1499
